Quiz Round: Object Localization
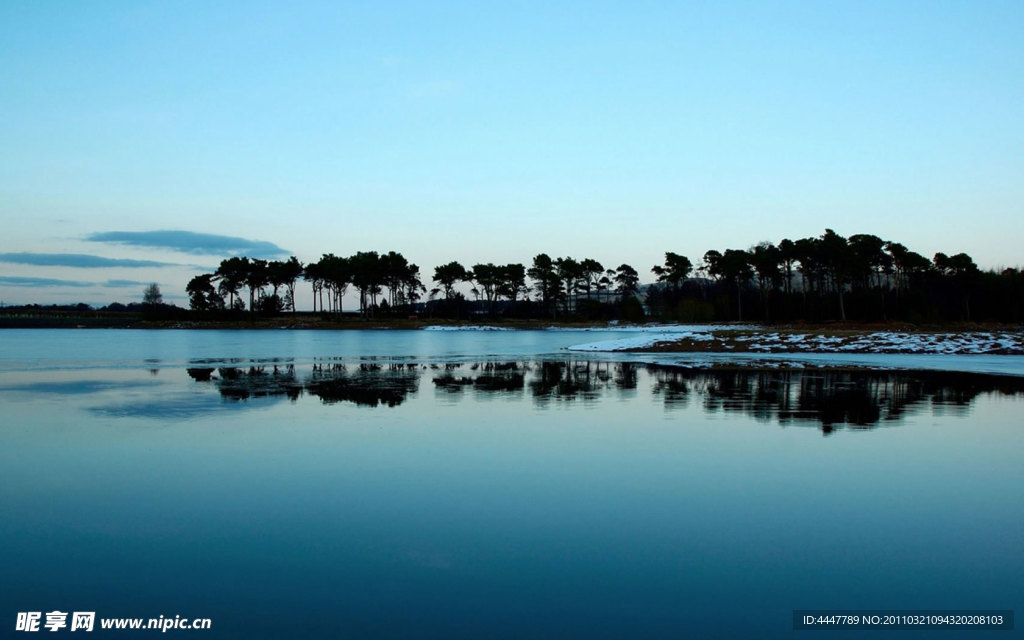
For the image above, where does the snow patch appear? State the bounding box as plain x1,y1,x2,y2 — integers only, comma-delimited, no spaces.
568,329,1024,356
568,329,716,352
549,323,756,333
422,325,513,332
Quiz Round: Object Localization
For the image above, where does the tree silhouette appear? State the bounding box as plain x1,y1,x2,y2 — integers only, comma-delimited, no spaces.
747,243,781,320
269,256,304,313
527,254,559,317
793,237,822,305
243,259,269,314
178,227,1018,323
186,274,223,311
614,264,639,296
579,258,605,301
778,238,797,296
497,263,527,305
848,234,889,290
819,229,851,321
320,254,352,313
215,257,247,311
848,234,891,319
555,257,583,314
143,283,163,306
651,252,692,292
471,263,503,314
705,249,753,321
934,252,979,320
396,260,425,312
381,251,423,313
432,261,471,301
303,258,325,313
350,251,383,315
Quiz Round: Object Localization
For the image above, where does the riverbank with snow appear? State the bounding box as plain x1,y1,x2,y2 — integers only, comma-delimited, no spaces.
567,328,1024,355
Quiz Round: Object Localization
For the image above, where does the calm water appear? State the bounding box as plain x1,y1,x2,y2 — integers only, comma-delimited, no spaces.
2,330,1022,638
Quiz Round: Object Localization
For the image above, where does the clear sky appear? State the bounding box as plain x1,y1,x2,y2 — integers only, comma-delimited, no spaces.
1,0,1022,307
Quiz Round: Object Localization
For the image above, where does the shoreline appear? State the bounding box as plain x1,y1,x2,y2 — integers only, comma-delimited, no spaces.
566,327,1024,356
3,316,1023,356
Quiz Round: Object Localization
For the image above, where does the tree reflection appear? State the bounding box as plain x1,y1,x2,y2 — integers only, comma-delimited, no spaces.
432,362,525,396
473,362,526,394
614,362,639,391
193,364,302,401
528,361,611,404
650,366,691,408
306,363,420,407
184,359,1024,430
646,365,1024,434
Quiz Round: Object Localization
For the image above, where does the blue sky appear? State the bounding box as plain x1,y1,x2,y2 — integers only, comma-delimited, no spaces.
1,0,1022,307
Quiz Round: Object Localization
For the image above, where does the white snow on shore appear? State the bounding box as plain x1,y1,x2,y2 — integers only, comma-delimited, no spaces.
568,329,717,352
422,325,513,331
545,323,757,333
568,330,1024,355
423,322,756,337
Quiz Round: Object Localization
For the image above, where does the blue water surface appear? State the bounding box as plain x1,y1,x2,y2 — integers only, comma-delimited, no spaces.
1,330,1021,638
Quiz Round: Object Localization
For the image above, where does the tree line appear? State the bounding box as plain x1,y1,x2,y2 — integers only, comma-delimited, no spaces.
645,229,1022,323
184,229,1024,323
185,251,644,320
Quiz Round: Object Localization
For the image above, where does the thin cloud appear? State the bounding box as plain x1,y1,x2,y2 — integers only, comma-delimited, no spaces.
0,276,93,288
103,279,154,288
0,252,177,268
87,230,290,258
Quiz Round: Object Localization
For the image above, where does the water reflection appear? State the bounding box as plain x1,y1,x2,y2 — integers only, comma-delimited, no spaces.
307,363,420,407
528,360,611,403
187,363,420,407
178,360,1024,433
432,362,526,395
650,365,1024,433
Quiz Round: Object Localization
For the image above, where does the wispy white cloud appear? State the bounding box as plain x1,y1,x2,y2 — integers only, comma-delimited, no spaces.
0,253,177,268
0,276,161,290
103,279,154,288
0,276,92,288
86,230,290,259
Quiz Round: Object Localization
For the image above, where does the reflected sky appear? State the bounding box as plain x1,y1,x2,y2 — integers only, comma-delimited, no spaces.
0,379,158,395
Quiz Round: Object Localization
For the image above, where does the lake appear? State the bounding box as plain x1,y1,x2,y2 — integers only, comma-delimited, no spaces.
2,329,1022,638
